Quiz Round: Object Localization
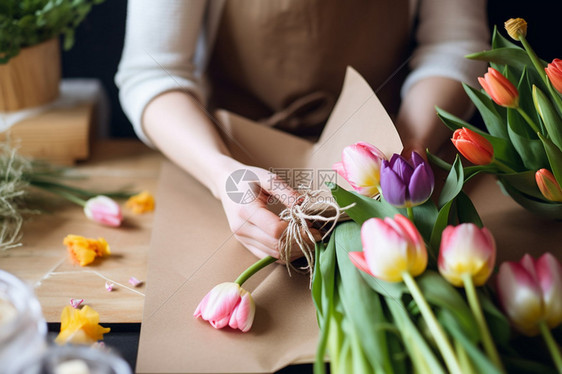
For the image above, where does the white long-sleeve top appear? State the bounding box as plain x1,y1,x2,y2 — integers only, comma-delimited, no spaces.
115,0,490,146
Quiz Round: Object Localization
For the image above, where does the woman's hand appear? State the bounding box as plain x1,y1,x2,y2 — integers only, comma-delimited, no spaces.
218,166,320,261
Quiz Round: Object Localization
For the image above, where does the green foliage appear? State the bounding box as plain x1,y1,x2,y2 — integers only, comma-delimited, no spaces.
0,0,106,64
437,23,562,218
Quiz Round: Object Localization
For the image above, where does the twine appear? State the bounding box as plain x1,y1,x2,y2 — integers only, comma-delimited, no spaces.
277,189,354,278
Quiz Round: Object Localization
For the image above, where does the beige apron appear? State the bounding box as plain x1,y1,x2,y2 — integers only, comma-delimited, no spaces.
209,0,410,138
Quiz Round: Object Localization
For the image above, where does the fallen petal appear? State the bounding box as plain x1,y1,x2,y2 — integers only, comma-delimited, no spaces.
69,298,84,309
129,277,142,287
105,281,114,292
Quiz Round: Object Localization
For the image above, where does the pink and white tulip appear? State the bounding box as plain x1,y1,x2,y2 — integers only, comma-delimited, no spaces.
349,214,427,282
84,196,123,227
194,282,255,332
497,253,562,336
438,223,496,287
332,142,387,197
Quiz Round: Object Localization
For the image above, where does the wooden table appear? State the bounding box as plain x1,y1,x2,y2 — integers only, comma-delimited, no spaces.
0,139,163,323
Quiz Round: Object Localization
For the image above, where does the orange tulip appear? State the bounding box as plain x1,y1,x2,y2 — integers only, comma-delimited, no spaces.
451,128,494,165
545,59,562,94
478,67,519,108
536,169,562,202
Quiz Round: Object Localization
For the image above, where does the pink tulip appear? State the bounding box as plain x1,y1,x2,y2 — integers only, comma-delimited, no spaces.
194,282,255,332
438,223,496,287
497,253,562,336
84,196,123,227
349,214,427,282
332,142,387,197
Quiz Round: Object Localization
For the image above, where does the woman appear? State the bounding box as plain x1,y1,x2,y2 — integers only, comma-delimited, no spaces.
116,0,489,260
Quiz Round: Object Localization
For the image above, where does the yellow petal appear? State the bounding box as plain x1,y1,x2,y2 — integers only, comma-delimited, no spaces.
63,235,110,266
55,305,110,345
126,191,155,214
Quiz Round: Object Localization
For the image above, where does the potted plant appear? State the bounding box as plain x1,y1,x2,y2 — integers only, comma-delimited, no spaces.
0,0,105,111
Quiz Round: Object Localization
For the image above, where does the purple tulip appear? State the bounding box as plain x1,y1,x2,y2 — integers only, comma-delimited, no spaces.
380,152,434,208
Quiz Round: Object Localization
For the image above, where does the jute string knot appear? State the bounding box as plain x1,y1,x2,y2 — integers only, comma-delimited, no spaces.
277,189,354,278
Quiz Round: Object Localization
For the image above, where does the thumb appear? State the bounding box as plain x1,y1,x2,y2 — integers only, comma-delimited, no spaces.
255,170,302,208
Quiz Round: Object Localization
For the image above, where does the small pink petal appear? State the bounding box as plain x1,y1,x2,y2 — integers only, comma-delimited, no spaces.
129,276,142,287
105,281,114,292
70,298,84,309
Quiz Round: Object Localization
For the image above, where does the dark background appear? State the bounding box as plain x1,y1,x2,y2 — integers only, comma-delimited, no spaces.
61,0,562,139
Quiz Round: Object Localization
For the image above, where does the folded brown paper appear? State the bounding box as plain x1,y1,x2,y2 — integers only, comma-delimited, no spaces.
136,67,403,373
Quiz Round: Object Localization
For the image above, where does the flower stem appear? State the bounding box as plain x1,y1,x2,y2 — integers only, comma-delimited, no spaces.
235,256,277,286
516,107,541,134
402,271,463,374
39,186,87,207
407,207,414,222
31,178,134,199
492,159,516,174
519,35,548,85
539,320,562,373
462,273,505,372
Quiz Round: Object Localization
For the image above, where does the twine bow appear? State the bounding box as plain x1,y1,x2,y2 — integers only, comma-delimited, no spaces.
277,189,354,278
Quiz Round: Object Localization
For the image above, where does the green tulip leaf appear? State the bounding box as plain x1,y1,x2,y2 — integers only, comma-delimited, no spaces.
427,151,452,171
538,133,562,186
412,199,438,243
312,241,336,323
386,300,446,374
466,48,529,69
455,191,483,227
416,271,478,341
329,183,400,225
438,155,464,208
499,179,562,220
429,199,454,251
507,108,549,170
438,310,502,374
463,83,509,140
491,25,521,50
518,68,543,131
499,171,547,201
533,86,562,150
478,289,511,348
334,222,403,373
463,165,499,181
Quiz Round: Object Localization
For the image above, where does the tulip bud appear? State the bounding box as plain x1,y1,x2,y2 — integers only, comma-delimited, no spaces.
194,282,255,332
451,128,494,165
478,67,519,108
504,18,527,41
536,169,562,202
332,142,387,197
545,59,562,94
497,253,562,336
84,196,123,227
349,214,427,282
438,223,496,287
380,152,434,208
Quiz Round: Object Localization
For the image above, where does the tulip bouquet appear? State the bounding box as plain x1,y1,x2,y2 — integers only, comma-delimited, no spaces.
431,18,562,219
311,141,562,373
